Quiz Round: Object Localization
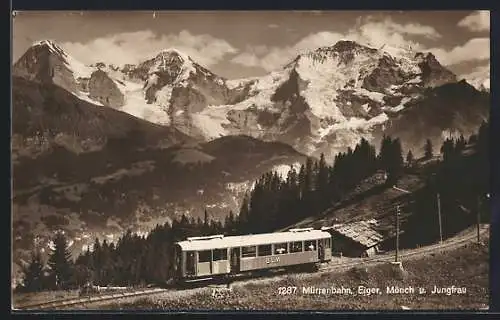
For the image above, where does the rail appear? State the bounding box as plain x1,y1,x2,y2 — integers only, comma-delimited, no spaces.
14,288,168,310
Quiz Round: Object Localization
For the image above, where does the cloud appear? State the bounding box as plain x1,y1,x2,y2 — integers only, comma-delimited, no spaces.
231,52,261,68
458,11,490,32
268,24,279,29
232,15,489,72
231,16,438,71
352,19,425,52
354,16,441,41
60,30,238,67
234,31,346,71
244,44,269,56
429,38,489,66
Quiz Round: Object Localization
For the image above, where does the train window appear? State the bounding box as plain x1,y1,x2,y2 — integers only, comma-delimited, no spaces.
274,243,288,254
305,240,316,251
242,246,257,258
213,248,228,261
198,250,212,263
290,241,303,253
325,238,331,248
257,244,272,256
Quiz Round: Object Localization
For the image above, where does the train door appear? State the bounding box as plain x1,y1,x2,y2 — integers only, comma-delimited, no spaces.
318,238,330,261
230,247,240,273
318,238,331,261
318,240,323,260
186,251,196,276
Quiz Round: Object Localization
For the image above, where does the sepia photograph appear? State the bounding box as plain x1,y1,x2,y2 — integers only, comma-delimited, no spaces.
11,10,491,311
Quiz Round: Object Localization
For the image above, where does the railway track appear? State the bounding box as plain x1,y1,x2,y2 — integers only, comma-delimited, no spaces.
14,288,170,310
14,225,489,311
319,225,489,273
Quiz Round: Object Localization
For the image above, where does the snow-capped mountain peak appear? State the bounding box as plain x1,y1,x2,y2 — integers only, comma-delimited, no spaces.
29,39,93,79
157,48,192,62
32,39,64,54
150,49,196,84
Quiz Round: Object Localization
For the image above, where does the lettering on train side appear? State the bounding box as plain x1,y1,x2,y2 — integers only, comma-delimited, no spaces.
265,256,280,264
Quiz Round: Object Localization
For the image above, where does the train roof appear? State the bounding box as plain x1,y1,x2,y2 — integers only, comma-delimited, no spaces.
176,229,331,251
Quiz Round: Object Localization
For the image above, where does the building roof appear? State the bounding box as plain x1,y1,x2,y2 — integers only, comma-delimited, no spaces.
176,229,331,251
322,220,384,248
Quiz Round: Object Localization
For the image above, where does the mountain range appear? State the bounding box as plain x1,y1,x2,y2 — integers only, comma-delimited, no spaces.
11,39,489,285
14,40,489,160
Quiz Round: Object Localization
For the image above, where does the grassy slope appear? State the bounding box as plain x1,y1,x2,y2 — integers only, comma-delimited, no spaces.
103,240,489,310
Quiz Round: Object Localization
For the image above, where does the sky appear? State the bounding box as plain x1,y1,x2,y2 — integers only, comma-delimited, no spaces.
12,10,490,80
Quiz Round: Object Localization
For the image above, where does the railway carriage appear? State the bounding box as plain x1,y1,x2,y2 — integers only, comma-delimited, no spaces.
173,228,332,282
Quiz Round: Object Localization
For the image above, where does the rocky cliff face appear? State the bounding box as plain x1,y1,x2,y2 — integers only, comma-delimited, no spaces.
88,70,125,108
13,40,82,94
415,52,458,88
13,40,96,106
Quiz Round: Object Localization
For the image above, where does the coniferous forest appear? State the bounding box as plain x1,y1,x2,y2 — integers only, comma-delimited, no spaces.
18,121,489,292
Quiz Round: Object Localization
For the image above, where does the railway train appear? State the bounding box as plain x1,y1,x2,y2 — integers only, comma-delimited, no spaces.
172,228,332,283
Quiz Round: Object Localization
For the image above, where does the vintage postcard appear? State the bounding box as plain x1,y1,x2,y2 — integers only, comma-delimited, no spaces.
11,10,490,311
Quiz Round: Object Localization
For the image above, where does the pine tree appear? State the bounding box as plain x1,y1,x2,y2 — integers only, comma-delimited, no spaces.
440,138,455,162
196,217,204,232
390,138,404,182
92,238,101,284
406,150,414,167
316,154,329,193
379,135,393,173
424,139,433,159
379,136,403,184
299,158,314,217
100,240,112,285
22,251,45,292
315,153,330,210
204,208,209,226
238,193,250,234
224,210,236,235
328,166,341,203
304,158,314,194
312,160,319,190
455,134,467,154
476,121,488,154
47,232,73,290
297,164,306,200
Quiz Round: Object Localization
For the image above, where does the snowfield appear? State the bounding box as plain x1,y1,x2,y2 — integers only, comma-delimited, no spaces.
118,80,172,126
191,106,233,139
